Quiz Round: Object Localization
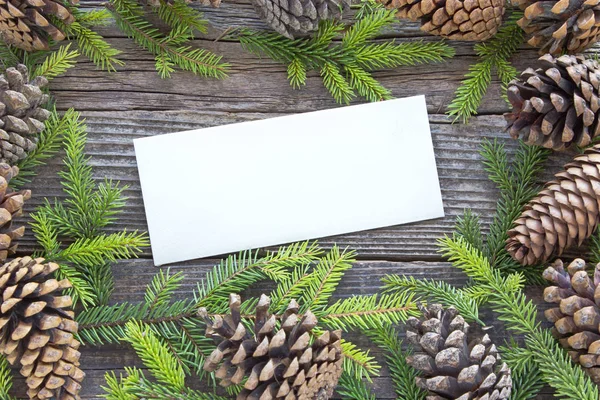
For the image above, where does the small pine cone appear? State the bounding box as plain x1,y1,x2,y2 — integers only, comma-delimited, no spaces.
514,0,600,56
0,64,50,165
505,54,600,151
251,0,349,39
406,304,512,400
377,0,505,41
0,257,84,400
542,258,600,384
0,0,77,51
506,144,600,266
0,163,30,263
199,294,343,400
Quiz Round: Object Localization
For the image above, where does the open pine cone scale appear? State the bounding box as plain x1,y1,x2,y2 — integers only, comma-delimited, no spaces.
200,294,343,400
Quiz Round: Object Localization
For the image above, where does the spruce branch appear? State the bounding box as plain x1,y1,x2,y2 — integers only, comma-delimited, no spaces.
62,21,125,72
320,292,419,331
0,358,15,400
236,9,453,104
439,235,599,399
31,44,79,79
500,344,544,400
107,0,228,79
381,275,482,324
74,9,113,27
155,0,208,36
447,12,524,123
455,209,483,251
341,340,380,380
0,40,21,71
366,324,426,400
336,372,377,400
11,108,71,189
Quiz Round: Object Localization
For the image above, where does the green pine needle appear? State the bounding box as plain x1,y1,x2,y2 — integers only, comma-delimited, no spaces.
336,372,377,400
341,340,380,380
0,358,15,400
32,44,79,79
447,12,524,123
366,324,426,400
236,8,453,104
12,107,69,189
107,0,228,79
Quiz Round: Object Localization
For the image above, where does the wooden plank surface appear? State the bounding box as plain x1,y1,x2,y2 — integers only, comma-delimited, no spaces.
8,1,577,397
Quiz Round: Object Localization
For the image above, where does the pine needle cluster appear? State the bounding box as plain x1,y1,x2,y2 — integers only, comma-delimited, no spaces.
29,109,149,307
447,11,524,123
72,242,420,398
235,8,454,104
107,0,228,78
378,139,599,400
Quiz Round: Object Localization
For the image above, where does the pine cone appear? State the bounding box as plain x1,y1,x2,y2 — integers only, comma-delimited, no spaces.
514,0,600,56
251,0,349,39
0,64,50,165
406,304,512,400
0,0,77,51
199,294,343,400
505,54,600,151
543,258,600,384
377,0,505,41
506,144,600,266
0,163,30,263
0,257,84,400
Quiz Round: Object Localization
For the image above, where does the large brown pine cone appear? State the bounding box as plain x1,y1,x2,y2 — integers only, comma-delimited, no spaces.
543,258,600,384
505,54,600,151
251,0,349,39
406,304,512,400
0,163,30,263
377,0,505,41
199,294,343,400
0,0,77,51
0,64,50,165
506,144,600,266
0,257,84,400
514,0,600,56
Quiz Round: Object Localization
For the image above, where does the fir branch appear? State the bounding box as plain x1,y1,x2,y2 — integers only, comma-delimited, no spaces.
11,108,71,189
336,372,376,400
500,344,544,400
341,340,380,380
320,292,419,331
0,40,21,71
439,236,599,399
32,44,79,79
54,262,98,306
66,22,124,72
300,246,355,311
454,209,483,251
236,9,453,104
447,12,524,123
0,358,16,400
155,0,208,36
381,275,482,324
479,139,549,282
366,324,426,400
74,9,113,27
107,0,228,79
55,231,148,267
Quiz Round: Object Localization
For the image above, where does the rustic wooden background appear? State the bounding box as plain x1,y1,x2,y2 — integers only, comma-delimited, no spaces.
9,1,584,397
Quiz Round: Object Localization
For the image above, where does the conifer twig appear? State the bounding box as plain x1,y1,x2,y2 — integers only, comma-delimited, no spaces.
236,9,454,104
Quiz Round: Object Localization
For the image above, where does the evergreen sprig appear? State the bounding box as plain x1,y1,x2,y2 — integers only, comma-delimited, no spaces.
439,235,598,399
447,12,524,123
500,343,544,400
107,0,228,79
236,9,454,104
11,108,71,189
0,358,15,400
31,43,79,79
336,372,377,400
30,109,148,306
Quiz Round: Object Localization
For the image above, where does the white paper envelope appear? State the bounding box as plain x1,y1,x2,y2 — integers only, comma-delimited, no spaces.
134,95,444,265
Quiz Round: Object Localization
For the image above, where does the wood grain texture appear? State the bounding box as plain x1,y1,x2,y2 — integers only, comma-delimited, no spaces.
5,1,575,397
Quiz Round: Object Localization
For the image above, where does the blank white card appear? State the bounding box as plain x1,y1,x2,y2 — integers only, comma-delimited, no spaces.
134,95,444,266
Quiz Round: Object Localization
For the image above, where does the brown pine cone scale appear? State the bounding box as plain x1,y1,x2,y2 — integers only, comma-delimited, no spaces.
0,257,84,400
200,294,343,400
406,304,512,400
0,0,77,51
506,144,600,265
505,54,600,151
0,64,50,165
514,0,600,55
377,0,505,41
0,163,30,263
543,258,600,384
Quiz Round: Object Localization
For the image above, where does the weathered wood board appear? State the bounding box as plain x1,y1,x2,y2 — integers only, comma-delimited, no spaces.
7,1,581,397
